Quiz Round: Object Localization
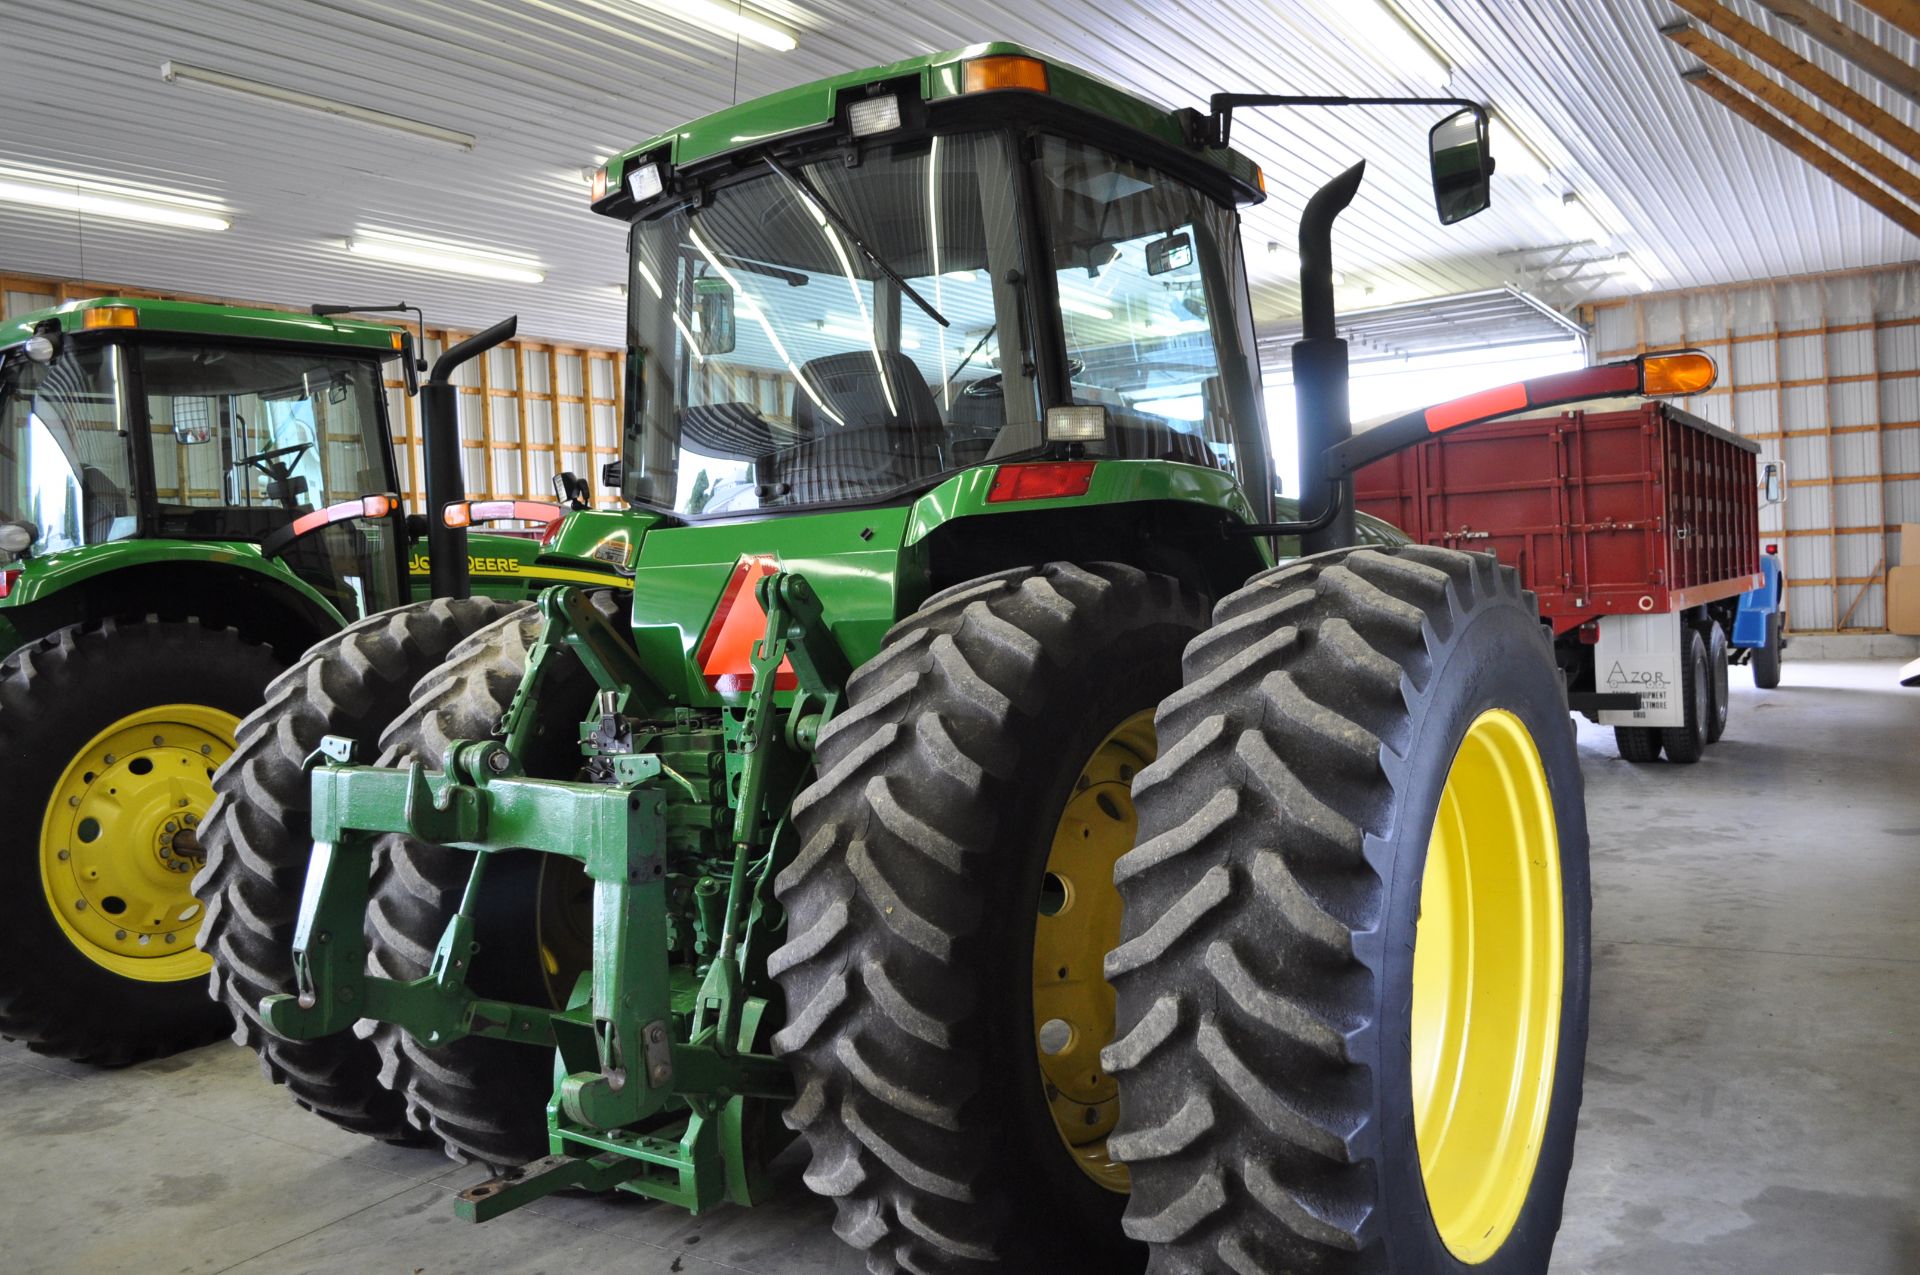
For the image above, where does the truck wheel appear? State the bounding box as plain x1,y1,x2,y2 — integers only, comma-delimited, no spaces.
1613,726,1663,763
1752,612,1782,689
364,599,614,1167
194,597,525,1140
1661,627,1710,764
1106,546,1591,1273
0,617,283,1065
774,563,1207,1273
1705,622,1730,744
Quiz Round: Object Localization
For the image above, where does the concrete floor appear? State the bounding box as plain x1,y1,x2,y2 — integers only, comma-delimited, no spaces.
3,659,1916,1274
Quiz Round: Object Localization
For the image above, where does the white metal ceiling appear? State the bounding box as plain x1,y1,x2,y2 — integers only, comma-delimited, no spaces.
0,0,1913,347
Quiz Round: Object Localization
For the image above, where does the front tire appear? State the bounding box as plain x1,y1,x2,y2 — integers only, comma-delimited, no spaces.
773,563,1207,1273
0,617,283,1064
1106,546,1591,1273
1752,612,1782,689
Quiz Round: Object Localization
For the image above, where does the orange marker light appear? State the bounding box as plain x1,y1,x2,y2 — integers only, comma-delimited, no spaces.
82,305,138,329
590,167,609,202
1640,351,1717,396
963,55,1049,95
442,502,473,529
389,331,405,350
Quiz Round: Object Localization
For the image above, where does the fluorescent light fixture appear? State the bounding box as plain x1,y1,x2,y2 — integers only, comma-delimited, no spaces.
1058,290,1113,320
347,231,544,283
1489,115,1553,187
847,95,902,137
1133,394,1206,422
1352,0,1451,89
1558,194,1611,246
160,62,475,149
820,319,872,342
943,269,979,283
1608,253,1657,292
619,0,799,51
0,172,229,231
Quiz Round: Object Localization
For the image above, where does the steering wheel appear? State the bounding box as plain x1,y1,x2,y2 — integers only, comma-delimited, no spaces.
959,359,1085,399
236,442,312,476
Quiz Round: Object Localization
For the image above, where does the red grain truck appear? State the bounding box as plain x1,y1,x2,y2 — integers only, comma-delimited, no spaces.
1356,394,1784,763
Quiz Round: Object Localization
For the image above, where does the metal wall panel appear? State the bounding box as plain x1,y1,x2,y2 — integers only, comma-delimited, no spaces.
1595,261,1920,633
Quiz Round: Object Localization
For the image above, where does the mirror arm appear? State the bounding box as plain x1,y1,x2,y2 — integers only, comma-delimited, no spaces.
1203,94,1486,149
310,303,429,393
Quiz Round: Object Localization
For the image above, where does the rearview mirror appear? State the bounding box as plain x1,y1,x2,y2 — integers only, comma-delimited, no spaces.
1146,232,1193,276
694,278,737,356
1762,460,1784,505
1429,108,1492,225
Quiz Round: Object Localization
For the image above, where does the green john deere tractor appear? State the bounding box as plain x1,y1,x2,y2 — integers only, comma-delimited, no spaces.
206,43,1624,1271
0,298,629,1065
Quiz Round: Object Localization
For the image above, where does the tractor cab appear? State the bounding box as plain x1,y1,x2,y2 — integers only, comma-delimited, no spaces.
597,48,1274,528
0,299,410,623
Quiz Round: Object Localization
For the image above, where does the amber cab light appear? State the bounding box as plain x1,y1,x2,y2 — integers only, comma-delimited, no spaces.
963,55,1049,95
1640,350,1717,396
82,305,138,330
987,461,1097,503
0,568,19,599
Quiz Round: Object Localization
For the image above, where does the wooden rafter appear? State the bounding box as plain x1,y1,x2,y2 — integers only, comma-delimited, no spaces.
1665,23,1920,209
1680,69,1920,239
1761,0,1920,104
1852,0,1920,42
1666,0,1920,161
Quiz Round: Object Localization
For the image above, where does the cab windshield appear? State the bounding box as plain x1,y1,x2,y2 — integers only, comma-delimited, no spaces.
138,342,397,539
623,130,1034,517
620,127,1262,519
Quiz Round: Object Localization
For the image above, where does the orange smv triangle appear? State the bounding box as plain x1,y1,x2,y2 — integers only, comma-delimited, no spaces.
696,554,797,694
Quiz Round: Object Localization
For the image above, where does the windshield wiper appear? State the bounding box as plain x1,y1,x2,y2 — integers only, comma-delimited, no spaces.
764,154,949,329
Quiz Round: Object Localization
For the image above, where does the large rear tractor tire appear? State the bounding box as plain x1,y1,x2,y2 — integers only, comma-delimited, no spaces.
1661,626,1711,765
773,563,1207,1274
0,617,283,1065
1705,621,1730,744
1106,546,1591,1273
1752,611,1783,689
364,599,613,1167
193,597,526,1139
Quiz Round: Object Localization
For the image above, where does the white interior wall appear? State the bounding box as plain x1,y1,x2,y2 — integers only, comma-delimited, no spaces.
1593,264,1920,634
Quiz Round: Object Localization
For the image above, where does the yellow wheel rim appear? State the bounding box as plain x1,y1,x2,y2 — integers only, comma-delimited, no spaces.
1411,708,1564,1263
38,704,237,982
1032,708,1155,1194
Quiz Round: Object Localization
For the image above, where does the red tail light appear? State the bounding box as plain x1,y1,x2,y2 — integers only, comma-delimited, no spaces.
1765,543,1778,555
986,461,1097,503
0,569,18,599
540,517,565,546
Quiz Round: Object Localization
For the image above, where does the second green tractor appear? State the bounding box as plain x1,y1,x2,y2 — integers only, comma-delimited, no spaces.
202,45,1604,1273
